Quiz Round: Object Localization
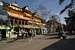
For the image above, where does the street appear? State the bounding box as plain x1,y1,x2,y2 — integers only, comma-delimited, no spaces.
42,36,75,50
1,35,75,50
0,35,60,50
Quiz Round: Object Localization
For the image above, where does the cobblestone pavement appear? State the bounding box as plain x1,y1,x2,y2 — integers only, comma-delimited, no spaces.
0,35,60,50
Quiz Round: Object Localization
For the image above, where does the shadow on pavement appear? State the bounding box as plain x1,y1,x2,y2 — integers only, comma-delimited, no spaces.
44,34,57,36
6,39,17,43
45,37,59,40
42,38,75,50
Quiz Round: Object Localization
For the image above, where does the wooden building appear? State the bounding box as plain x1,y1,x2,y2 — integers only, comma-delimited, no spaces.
1,2,47,38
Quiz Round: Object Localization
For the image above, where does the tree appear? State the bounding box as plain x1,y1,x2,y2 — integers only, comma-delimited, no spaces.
60,3,72,14
59,0,73,14
64,0,75,34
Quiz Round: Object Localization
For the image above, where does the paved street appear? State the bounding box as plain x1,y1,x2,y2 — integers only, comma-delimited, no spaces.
42,38,75,50
41,35,75,50
1,35,75,50
0,35,60,50
66,35,75,39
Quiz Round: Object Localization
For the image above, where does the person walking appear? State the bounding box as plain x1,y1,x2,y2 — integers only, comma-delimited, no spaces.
28,30,32,41
20,29,24,39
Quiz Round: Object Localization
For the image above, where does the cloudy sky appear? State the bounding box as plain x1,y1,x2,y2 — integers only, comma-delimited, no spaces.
3,0,71,24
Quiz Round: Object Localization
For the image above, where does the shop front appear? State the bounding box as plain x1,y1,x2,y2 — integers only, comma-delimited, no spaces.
0,25,10,40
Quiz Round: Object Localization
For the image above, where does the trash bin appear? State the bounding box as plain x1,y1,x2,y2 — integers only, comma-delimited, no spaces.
0,33,2,40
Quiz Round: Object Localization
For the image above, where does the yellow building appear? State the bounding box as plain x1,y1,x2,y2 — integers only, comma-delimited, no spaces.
3,3,47,38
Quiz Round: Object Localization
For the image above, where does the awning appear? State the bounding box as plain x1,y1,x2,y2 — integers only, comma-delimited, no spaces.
0,25,10,29
11,25,40,29
21,25,40,28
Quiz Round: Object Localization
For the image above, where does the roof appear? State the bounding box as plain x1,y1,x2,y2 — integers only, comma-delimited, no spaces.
4,3,45,23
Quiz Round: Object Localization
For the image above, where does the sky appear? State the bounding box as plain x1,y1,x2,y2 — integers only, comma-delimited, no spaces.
3,0,71,24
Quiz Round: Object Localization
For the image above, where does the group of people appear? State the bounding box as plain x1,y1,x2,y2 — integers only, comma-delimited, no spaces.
16,29,33,39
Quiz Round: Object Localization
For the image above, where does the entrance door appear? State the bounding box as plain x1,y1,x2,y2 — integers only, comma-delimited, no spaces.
1,29,6,39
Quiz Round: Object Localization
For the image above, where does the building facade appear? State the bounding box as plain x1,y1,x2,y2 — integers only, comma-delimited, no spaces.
0,1,47,39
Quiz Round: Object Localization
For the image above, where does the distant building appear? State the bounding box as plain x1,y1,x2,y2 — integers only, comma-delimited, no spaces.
47,20,60,33
47,16,62,34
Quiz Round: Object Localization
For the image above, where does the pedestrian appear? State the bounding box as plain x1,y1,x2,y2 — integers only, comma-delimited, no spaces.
28,30,32,41
58,31,66,39
25,31,28,38
20,29,24,39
